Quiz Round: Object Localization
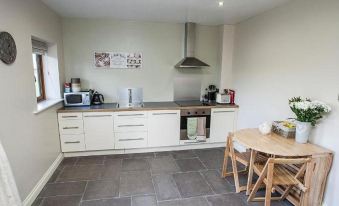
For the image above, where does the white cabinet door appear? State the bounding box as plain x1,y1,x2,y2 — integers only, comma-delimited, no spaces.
210,108,237,143
148,110,180,147
83,112,114,150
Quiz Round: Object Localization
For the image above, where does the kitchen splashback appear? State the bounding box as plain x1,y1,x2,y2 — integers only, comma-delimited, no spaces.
174,77,202,101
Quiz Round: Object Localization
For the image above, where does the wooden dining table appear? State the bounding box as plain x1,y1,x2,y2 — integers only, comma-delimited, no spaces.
233,128,333,206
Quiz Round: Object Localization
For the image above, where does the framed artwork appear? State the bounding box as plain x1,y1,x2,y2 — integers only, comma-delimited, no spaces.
94,52,142,69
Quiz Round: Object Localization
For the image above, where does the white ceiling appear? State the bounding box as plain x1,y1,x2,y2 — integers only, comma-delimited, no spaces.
41,0,291,25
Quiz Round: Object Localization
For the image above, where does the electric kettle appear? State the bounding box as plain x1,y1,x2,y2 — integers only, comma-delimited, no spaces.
92,91,104,105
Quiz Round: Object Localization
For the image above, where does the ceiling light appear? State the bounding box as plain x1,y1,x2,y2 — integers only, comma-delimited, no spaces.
218,1,224,7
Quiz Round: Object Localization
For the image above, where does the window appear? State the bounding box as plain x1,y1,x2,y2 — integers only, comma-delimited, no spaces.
32,53,46,102
32,39,48,102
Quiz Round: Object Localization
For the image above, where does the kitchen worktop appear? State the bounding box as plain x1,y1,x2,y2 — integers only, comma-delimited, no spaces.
57,101,239,113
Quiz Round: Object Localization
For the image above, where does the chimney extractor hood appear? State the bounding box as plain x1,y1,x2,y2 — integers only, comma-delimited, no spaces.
175,23,209,68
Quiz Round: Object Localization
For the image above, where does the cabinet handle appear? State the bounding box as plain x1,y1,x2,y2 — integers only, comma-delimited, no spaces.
64,141,80,144
84,115,112,117
152,113,178,115
63,126,79,129
213,111,233,113
117,114,145,117
119,138,144,141
117,124,144,127
62,115,78,118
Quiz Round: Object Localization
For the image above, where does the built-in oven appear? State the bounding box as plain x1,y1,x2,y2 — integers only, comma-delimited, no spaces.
180,108,211,143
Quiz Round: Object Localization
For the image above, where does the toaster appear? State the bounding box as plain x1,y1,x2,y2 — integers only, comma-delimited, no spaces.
216,93,231,104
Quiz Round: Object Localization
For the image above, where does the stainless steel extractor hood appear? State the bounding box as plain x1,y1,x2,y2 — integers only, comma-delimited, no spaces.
175,22,209,68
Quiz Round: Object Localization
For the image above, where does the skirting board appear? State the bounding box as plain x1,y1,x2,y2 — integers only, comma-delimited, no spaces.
22,153,64,206
64,142,227,157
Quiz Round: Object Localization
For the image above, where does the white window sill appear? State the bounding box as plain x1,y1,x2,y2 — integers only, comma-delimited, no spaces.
34,99,63,114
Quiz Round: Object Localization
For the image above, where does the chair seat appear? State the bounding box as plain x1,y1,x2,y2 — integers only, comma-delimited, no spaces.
254,163,299,185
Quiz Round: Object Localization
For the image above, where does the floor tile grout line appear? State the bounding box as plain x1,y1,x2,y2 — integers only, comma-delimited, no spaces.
204,195,213,206
79,180,88,204
198,170,216,195
149,162,160,205
196,156,208,170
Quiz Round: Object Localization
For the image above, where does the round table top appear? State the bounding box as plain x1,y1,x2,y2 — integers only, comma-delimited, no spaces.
233,128,332,157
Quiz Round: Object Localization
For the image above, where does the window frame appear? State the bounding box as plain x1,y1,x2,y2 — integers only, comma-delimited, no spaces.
34,54,46,102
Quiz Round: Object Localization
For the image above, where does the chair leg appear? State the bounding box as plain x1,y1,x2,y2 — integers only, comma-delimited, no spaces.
246,149,256,195
229,138,241,193
265,163,274,206
221,138,231,178
248,162,269,202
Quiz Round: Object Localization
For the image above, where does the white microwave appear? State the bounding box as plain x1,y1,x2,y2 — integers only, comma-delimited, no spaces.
64,91,93,106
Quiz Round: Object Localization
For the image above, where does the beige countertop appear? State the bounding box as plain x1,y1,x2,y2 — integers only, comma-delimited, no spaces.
57,102,239,113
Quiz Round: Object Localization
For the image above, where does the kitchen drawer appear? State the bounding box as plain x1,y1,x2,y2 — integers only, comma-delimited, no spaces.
115,132,148,149
114,118,148,132
114,111,147,119
83,112,114,133
58,112,83,120
85,133,115,151
59,120,84,135
60,134,85,152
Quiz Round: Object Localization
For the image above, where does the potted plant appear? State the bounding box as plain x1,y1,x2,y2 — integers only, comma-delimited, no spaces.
289,97,331,143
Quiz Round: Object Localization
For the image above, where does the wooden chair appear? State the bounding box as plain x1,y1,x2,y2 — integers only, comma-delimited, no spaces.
247,157,311,206
222,133,267,193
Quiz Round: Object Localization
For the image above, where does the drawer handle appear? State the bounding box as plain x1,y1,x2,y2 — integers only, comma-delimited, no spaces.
119,138,144,141
152,113,178,115
118,124,144,127
117,114,145,117
64,141,80,144
63,126,79,129
213,111,233,113
84,115,112,117
62,115,78,118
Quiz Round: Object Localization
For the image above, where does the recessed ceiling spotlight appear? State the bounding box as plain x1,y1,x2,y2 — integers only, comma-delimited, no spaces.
218,1,224,7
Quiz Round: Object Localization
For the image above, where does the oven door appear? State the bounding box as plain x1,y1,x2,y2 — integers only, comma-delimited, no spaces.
180,109,211,141
64,94,85,106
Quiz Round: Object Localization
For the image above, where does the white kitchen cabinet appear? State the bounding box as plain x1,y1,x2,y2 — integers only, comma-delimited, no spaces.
210,108,237,143
59,120,84,135
115,131,148,149
83,112,114,150
60,134,86,152
113,111,148,149
148,110,180,147
58,113,86,152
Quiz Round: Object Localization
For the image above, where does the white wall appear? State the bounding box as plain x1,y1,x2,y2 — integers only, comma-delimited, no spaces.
232,0,339,205
0,0,64,200
219,25,235,90
62,18,223,102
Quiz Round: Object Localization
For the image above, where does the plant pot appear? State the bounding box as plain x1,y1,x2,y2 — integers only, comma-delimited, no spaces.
295,121,312,143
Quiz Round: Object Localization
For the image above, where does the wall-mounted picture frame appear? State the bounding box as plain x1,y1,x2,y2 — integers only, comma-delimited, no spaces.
94,52,142,69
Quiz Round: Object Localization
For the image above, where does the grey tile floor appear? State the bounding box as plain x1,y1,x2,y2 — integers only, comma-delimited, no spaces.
32,148,292,206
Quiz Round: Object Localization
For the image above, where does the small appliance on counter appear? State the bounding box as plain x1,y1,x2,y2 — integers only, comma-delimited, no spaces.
216,89,235,104
71,78,81,92
202,84,218,103
64,82,71,93
92,91,104,105
64,90,93,107
117,88,143,108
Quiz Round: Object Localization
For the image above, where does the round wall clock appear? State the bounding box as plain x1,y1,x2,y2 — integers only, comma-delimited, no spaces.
0,32,17,65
